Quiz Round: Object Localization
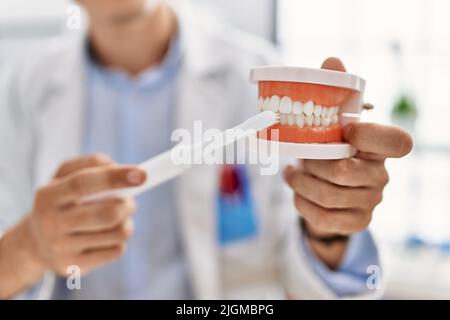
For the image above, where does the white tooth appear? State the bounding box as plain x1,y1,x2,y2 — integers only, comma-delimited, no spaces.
280,114,288,125
263,97,271,111
287,114,295,126
314,105,322,117
269,95,280,112
292,101,303,115
321,107,328,118
327,107,334,118
314,116,321,126
295,114,305,128
321,117,331,127
332,114,339,124
303,101,314,116
279,96,293,114
258,97,264,111
305,115,314,126
280,97,292,113
333,106,340,116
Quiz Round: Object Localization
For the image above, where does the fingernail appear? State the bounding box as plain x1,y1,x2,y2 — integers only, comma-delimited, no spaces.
126,170,146,185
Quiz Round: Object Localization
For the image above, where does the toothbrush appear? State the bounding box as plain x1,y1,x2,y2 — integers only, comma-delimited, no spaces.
340,103,374,119
81,111,279,203
341,102,375,119
341,113,361,119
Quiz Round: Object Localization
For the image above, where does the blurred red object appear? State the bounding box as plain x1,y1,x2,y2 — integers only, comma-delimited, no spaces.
219,165,240,195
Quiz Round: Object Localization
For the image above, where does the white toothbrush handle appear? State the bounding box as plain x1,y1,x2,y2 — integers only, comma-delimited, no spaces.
81,148,191,203
81,111,279,203
235,110,278,132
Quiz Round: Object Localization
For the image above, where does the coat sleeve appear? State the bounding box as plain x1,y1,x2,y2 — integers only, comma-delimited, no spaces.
0,58,55,300
0,58,36,236
271,180,385,299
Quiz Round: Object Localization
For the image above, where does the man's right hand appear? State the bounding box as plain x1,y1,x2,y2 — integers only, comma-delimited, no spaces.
24,154,146,276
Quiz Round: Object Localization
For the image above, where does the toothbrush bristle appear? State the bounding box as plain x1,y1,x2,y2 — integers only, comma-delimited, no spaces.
274,112,280,123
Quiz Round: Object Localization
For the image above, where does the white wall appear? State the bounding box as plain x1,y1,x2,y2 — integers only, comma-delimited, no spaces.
0,0,275,39
195,0,276,40
0,0,275,64
0,0,68,20
0,0,69,37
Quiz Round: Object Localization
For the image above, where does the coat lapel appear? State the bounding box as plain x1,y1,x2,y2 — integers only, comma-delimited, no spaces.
174,70,230,299
171,2,236,299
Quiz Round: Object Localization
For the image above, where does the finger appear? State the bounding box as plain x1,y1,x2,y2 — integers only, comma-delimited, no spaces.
294,194,371,235
355,151,386,161
68,219,134,253
77,244,126,274
303,158,389,188
48,166,146,207
285,170,374,209
54,154,113,179
61,198,136,233
321,57,346,72
343,122,413,158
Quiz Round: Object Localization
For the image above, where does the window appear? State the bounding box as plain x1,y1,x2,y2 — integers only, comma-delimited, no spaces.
278,0,450,298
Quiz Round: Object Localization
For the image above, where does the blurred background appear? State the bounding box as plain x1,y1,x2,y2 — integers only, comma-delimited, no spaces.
1,0,450,299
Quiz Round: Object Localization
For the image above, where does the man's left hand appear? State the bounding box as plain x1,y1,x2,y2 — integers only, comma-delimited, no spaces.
283,58,413,268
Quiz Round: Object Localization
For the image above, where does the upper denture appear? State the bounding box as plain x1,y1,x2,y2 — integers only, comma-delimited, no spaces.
260,95,340,128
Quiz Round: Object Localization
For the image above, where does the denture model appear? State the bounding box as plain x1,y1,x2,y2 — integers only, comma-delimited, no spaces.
250,66,366,159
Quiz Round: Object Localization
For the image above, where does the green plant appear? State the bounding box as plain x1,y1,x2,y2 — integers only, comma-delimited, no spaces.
392,94,418,119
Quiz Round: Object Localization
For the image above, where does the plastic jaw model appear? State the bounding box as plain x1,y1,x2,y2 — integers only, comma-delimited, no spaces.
251,66,366,145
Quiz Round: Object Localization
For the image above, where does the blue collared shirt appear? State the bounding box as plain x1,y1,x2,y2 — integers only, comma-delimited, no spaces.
51,36,377,299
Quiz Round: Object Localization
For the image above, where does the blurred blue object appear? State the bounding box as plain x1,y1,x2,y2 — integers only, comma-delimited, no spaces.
406,235,450,254
406,235,426,249
217,165,258,245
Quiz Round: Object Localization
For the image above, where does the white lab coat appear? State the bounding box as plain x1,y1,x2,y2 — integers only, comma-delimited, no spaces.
0,4,380,300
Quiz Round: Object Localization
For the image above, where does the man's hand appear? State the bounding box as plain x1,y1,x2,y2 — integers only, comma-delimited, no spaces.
0,154,147,298
25,154,146,276
283,58,413,269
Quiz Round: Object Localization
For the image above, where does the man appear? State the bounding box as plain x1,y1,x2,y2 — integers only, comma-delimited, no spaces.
0,0,412,299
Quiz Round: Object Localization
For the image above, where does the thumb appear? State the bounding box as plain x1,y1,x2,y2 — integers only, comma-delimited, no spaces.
343,122,413,158
321,57,347,72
